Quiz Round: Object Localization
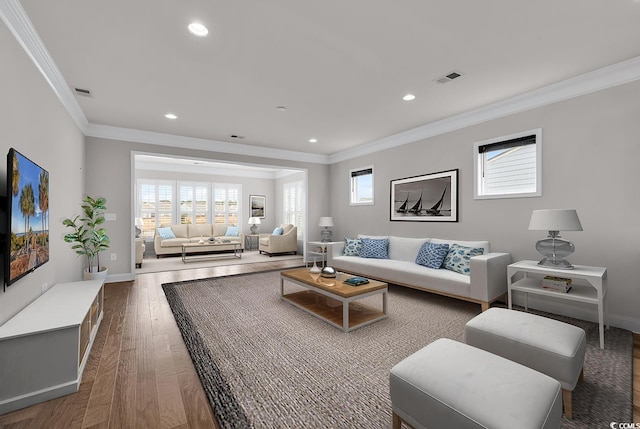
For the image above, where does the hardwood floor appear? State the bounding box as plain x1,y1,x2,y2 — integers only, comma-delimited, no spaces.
0,258,638,428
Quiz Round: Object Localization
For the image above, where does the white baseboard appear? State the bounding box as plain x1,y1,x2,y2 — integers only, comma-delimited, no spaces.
105,272,135,283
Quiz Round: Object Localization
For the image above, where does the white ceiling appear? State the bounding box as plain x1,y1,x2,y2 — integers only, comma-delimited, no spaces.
8,0,640,159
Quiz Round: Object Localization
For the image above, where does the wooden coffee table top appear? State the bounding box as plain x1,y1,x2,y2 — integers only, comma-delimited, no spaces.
281,267,387,298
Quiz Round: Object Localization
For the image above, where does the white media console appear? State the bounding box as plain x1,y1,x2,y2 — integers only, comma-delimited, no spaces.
0,279,104,414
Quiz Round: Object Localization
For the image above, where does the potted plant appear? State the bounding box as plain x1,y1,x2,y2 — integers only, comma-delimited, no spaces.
62,195,110,280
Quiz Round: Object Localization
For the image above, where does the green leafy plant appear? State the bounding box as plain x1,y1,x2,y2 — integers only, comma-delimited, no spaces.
62,195,110,273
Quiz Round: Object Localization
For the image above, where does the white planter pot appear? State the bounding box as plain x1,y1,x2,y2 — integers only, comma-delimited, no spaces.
83,266,108,281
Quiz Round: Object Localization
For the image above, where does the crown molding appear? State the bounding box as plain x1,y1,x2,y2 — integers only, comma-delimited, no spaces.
86,123,330,165
0,0,88,132
329,55,640,164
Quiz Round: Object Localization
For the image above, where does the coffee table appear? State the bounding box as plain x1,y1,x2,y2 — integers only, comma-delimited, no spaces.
280,267,388,332
181,241,241,263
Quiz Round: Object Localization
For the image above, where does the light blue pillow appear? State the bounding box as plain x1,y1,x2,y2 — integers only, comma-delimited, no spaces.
359,238,389,259
225,226,239,237
415,242,450,269
157,227,176,240
343,238,363,256
442,244,484,275
272,227,284,235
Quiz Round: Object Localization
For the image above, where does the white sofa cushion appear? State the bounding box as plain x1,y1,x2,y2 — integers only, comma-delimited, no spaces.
388,236,429,263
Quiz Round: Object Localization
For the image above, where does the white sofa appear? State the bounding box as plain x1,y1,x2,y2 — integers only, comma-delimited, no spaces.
153,223,245,257
327,235,512,311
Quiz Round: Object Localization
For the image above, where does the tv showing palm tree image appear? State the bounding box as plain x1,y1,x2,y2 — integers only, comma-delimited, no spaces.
5,148,49,286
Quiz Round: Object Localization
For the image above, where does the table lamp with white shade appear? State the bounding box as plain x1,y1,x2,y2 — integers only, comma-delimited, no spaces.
248,217,261,234
528,209,583,269
135,217,144,238
318,217,334,242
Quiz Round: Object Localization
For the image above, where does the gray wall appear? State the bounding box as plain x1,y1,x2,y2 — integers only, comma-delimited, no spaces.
0,23,86,324
329,79,640,331
85,137,330,279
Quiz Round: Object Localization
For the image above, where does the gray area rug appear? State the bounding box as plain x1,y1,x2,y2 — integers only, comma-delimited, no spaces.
162,270,632,428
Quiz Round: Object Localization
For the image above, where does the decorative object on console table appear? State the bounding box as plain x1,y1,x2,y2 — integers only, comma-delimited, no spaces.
390,169,458,222
318,217,334,242
248,216,261,234
135,217,143,238
528,209,583,269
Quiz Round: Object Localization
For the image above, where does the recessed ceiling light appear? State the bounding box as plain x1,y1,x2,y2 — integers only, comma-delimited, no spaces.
164,113,177,119
276,106,287,112
309,138,318,143
188,22,209,37
403,94,416,101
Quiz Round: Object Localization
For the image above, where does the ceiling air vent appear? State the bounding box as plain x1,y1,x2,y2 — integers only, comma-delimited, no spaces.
434,71,463,84
73,87,92,97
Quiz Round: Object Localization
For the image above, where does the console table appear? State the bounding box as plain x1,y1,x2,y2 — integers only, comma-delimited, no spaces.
507,260,607,349
0,279,105,413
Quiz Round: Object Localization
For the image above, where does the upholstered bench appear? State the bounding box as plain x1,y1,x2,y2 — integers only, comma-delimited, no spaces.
465,307,586,419
389,338,562,429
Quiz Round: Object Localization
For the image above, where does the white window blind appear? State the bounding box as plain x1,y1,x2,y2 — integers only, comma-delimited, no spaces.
283,180,304,237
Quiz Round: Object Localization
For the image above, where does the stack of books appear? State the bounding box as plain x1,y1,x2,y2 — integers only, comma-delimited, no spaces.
343,276,370,286
542,276,572,293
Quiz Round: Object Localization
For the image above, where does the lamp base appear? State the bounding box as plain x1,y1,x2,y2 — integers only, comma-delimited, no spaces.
535,233,575,270
536,257,574,270
320,228,332,243
250,225,258,234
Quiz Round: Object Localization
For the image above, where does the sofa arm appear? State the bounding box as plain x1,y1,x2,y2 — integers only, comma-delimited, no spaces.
326,242,345,265
469,252,512,303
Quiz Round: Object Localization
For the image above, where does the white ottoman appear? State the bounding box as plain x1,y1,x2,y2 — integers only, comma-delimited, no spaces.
465,307,586,419
389,338,562,429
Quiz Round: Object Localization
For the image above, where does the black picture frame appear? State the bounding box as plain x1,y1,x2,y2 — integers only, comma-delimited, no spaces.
390,169,458,222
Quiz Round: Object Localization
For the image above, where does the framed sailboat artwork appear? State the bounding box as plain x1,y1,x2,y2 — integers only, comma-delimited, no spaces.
390,169,458,222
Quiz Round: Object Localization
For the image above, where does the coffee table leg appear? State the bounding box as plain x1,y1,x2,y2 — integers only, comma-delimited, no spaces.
343,301,349,333
383,289,388,315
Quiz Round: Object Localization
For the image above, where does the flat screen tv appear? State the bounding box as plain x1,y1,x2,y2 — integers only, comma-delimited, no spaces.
5,148,49,286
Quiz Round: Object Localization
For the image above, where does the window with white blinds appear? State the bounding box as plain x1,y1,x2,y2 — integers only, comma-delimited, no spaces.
213,184,240,225
137,179,175,238
179,182,209,224
474,129,542,199
136,180,242,235
283,180,304,237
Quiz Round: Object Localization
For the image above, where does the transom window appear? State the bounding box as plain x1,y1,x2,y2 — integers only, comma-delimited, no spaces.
474,129,541,199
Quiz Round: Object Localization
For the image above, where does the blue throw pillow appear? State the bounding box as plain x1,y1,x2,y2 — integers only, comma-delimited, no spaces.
442,244,484,275
225,226,239,237
157,227,176,240
272,227,284,235
415,242,450,269
359,238,389,259
343,238,363,256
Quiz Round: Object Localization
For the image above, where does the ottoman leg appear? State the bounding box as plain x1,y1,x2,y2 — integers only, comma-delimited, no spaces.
562,389,573,419
392,411,402,429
